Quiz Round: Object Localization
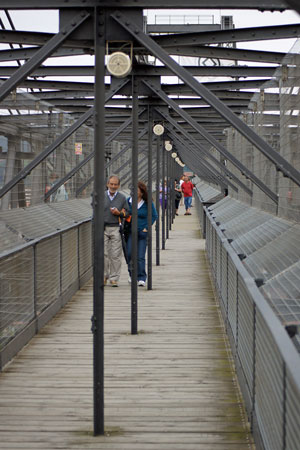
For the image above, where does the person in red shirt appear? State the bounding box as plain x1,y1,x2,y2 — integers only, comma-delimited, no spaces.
181,175,194,215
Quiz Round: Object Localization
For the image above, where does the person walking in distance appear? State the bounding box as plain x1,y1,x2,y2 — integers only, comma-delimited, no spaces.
181,175,194,215
104,175,127,287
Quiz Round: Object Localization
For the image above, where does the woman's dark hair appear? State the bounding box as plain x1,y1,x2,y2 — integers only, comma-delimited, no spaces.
138,181,148,203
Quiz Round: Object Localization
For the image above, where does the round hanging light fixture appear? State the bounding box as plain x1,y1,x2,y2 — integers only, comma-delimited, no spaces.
165,141,173,151
171,152,177,159
107,52,132,78
153,123,165,136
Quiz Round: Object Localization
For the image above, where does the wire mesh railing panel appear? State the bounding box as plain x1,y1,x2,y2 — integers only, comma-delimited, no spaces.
260,260,300,326
286,371,300,450
227,254,237,339
216,233,222,292
220,244,228,315
0,204,74,241
0,220,26,253
231,216,292,257
209,198,248,224
61,229,78,292
36,236,60,315
0,97,94,211
244,225,300,282
255,310,284,450
237,275,254,398
49,198,92,223
278,51,300,222
222,210,271,241
0,248,34,349
79,222,92,277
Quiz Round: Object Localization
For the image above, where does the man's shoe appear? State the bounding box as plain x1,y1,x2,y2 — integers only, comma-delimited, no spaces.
110,281,118,287
138,280,146,287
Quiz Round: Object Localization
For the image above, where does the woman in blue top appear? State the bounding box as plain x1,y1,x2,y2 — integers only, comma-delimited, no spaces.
126,181,158,287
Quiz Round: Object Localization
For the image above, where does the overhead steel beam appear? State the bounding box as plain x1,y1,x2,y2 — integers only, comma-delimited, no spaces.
0,1,289,9
159,45,293,64
153,23,300,47
0,10,90,103
0,65,279,78
162,79,277,94
0,78,129,199
147,24,221,33
145,80,277,203
112,11,300,189
0,46,90,62
0,29,92,48
160,111,252,196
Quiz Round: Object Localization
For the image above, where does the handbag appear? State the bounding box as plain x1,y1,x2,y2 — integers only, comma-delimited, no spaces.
123,215,132,241
175,191,182,200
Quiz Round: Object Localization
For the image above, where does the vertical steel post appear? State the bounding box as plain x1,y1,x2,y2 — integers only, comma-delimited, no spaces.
147,106,153,290
166,150,169,240
161,142,165,250
155,137,160,266
93,7,105,436
131,75,139,335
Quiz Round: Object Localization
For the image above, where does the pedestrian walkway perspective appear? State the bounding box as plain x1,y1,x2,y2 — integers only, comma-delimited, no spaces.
0,208,254,449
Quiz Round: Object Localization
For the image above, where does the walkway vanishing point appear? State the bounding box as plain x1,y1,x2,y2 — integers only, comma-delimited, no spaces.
0,208,254,450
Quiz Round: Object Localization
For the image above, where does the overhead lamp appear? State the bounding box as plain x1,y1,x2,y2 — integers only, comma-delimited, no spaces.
165,141,173,151
175,157,180,163
171,152,177,159
107,52,132,78
153,123,165,136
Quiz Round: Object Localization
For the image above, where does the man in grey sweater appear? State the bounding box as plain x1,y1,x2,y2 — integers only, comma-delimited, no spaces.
104,175,127,287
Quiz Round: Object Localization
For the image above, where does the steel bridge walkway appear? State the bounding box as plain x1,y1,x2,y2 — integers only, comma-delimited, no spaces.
0,208,254,450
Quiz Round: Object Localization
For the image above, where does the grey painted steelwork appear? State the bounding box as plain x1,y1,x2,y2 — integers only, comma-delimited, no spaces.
44,114,135,201
92,7,105,436
145,81,277,202
0,0,289,9
0,78,129,200
158,108,252,196
153,23,300,47
0,65,279,78
0,10,90,103
112,11,300,190
196,191,300,450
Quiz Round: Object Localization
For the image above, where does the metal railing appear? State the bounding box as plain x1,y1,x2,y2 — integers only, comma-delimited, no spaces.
0,218,92,370
195,189,300,450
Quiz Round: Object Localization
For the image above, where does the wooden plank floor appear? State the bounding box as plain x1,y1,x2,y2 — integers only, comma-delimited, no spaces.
0,206,255,449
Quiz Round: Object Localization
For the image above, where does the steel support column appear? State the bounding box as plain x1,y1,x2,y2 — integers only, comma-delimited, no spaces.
147,105,153,290
92,7,105,436
156,137,160,266
131,75,139,335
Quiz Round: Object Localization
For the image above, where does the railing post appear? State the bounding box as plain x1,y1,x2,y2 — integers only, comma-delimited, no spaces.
131,73,139,335
147,105,153,290
155,137,160,266
161,140,166,250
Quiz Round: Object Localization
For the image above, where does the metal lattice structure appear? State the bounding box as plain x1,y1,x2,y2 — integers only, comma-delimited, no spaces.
0,1,300,446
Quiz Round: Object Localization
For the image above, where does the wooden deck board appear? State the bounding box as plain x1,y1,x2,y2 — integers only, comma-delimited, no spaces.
0,208,255,449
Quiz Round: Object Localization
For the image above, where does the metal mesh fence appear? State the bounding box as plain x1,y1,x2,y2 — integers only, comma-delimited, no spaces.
222,40,300,221
195,191,300,450
0,248,34,350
